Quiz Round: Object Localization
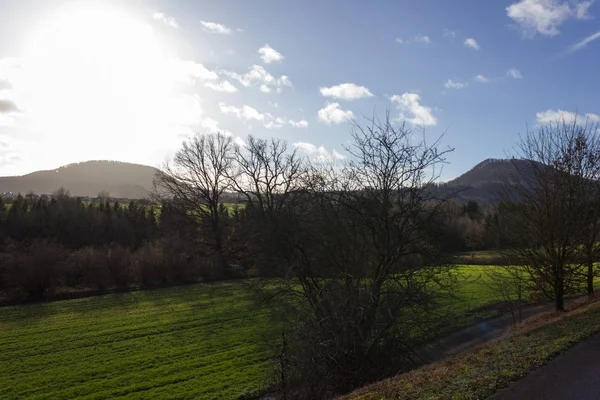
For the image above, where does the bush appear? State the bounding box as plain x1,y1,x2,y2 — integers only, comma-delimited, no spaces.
133,243,166,286
106,245,133,288
66,247,113,291
5,240,66,300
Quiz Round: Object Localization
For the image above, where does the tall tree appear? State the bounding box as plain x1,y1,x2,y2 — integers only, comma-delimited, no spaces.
502,118,600,310
270,116,454,396
154,132,234,273
228,135,305,276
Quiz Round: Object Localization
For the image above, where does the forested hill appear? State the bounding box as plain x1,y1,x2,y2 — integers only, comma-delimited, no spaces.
438,158,537,204
0,157,539,203
0,160,158,199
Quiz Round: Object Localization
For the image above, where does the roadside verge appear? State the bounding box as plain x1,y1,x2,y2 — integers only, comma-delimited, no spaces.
340,294,600,400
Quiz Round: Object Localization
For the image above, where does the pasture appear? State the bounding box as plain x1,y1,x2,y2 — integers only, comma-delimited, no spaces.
0,283,277,400
0,265,586,399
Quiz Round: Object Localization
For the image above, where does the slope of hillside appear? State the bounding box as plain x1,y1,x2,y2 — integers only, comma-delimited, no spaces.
0,160,158,199
0,158,541,203
440,158,536,204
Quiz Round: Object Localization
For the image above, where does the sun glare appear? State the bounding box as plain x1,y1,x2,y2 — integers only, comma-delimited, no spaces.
14,3,192,166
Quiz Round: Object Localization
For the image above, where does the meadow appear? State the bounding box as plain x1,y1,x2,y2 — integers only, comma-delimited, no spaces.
0,282,278,400
0,265,558,400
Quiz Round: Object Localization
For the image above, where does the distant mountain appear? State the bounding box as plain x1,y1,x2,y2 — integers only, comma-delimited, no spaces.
0,157,542,204
0,161,158,199
439,158,537,204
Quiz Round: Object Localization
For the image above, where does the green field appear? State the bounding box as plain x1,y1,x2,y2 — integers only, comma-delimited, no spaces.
0,265,586,399
0,283,278,400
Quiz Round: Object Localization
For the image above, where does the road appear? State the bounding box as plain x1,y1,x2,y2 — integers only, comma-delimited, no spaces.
490,332,600,400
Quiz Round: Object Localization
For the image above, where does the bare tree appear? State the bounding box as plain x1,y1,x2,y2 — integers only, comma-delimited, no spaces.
52,187,70,200
229,136,304,218
272,115,455,397
502,118,600,310
482,264,529,324
567,125,600,295
228,136,305,276
154,132,234,273
97,191,110,203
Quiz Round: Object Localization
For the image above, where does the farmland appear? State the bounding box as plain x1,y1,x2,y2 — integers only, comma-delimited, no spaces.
0,265,594,400
0,282,278,400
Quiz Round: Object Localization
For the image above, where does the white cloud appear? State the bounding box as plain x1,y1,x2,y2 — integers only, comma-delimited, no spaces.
568,30,600,52
536,109,600,125
199,117,225,134
219,102,306,129
0,98,19,113
444,79,468,89
259,84,271,93
0,134,38,168
204,80,237,93
474,74,490,83
241,107,264,122
258,44,284,64
264,114,308,129
391,93,437,126
506,68,523,79
152,12,178,28
173,60,218,83
219,102,264,121
395,34,432,44
506,0,592,37
279,75,292,86
464,38,480,50
414,34,432,43
200,21,231,34
289,119,308,128
0,115,15,127
223,65,292,92
443,29,457,38
319,83,374,100
0,57,21,82
294,142,345,162
264,117,287,129
167,94,204,126
231,136,245,147
317,102,354,125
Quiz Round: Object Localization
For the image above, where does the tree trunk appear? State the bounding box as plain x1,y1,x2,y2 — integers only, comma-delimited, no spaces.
555,280,564,311
588,259,594,296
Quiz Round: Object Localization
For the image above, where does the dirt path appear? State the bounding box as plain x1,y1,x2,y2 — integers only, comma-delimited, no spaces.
416,303,550,363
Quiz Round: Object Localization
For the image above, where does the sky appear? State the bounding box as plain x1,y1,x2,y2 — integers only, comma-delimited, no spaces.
0,0,599,181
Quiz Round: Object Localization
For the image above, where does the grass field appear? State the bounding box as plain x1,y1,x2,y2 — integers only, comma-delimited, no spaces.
0,282,278,400
0,265,592,399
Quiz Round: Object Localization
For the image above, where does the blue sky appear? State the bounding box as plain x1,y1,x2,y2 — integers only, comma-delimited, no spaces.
0,0,599,180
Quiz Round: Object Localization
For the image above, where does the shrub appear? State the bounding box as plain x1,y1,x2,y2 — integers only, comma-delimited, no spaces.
106,245,133,288
66,247,113,291
6,240,66,299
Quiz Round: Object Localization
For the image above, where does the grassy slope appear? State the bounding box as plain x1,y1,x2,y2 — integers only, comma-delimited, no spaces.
342,298,600,400
423,265,509,339
0,282,278,400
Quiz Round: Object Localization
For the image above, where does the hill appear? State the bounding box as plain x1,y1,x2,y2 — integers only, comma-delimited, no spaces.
0,160,158,199
0,158,539,203
439,158,536,204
